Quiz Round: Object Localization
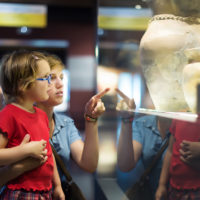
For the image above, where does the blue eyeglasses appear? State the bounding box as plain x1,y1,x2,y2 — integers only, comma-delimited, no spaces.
36,74,51,84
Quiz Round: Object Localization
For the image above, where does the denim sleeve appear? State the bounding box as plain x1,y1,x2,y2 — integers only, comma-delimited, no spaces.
68,121,82,145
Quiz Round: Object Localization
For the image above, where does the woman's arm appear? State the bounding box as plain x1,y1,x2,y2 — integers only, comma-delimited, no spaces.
115,88,142,171
117,120,142,172
0,157,47,188
71,88,109,173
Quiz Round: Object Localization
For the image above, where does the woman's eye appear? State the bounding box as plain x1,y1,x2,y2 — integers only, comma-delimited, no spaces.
51,75,57,80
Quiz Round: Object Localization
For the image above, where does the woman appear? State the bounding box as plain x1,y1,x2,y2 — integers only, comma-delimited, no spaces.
0,53,110,187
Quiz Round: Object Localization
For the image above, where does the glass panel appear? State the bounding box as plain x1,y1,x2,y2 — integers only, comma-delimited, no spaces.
96,0,200,199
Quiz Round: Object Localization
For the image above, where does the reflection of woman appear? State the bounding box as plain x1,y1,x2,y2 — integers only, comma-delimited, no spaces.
116,88,171,197
0,54,109,188
140,0,200,112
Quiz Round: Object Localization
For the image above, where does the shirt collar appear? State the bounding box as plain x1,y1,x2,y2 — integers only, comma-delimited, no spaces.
143,116,171,138
53,113,68,135
143,115,157,128
142,116,160,135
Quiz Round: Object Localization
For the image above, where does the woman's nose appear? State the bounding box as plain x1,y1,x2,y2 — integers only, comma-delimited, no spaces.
56,78,63,87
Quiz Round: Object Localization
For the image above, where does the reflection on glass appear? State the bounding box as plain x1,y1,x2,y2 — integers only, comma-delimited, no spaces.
96,0,200,199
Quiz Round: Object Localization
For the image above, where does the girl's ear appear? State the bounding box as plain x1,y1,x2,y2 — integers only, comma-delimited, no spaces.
18,78,35,95
18,80,27,93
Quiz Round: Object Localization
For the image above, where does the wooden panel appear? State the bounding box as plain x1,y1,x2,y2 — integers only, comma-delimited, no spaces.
70,90,96,130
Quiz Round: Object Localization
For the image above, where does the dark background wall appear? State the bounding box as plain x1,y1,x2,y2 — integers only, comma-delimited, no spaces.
0,2,97,130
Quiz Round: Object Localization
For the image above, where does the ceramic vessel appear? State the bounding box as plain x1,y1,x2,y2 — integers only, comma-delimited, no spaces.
139,14,200,111
182,48,200,113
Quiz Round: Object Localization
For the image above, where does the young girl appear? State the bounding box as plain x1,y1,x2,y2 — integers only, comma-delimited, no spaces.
0,50,64,199
155,119,200,200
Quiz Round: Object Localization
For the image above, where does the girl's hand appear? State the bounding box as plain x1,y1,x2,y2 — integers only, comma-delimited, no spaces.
115,88,136,118
84,88,110,119
180,140,200,169
53,185,65,200
21,135,47,160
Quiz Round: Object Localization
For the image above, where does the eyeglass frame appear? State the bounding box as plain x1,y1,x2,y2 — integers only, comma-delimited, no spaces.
36,74,51,84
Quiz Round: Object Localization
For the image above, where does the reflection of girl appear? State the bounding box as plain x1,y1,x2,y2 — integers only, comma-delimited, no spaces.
0,53,109,189
156,119,200,200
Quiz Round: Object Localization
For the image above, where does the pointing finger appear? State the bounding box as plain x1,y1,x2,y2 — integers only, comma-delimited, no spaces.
93,88,110,99
115,88,130,103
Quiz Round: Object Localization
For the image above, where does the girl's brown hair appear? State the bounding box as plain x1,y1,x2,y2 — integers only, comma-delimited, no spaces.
0,49,47,103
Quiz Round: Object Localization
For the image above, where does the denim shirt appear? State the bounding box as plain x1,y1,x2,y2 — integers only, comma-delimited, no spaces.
132,115,170,194
50,112,82,181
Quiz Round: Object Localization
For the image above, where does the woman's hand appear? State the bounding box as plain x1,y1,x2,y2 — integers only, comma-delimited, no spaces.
115,88,136,119
53,184,65,200
84,88,110,119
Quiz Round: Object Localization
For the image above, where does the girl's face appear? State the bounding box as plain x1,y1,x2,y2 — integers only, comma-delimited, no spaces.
26,60,51,103
46,65,64,106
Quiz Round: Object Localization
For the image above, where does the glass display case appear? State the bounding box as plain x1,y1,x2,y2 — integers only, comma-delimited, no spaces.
95,0,200,199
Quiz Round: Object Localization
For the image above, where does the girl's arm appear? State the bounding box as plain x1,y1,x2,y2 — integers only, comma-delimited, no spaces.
155,135,174,200
52,155,65,200
0,133,47,166
0,134,47,188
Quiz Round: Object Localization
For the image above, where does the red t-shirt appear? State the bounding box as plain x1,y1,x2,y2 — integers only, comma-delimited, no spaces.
169,119,200,189
0,104,54,191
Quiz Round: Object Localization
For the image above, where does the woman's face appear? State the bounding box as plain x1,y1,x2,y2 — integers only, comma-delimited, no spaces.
46,65,64,106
